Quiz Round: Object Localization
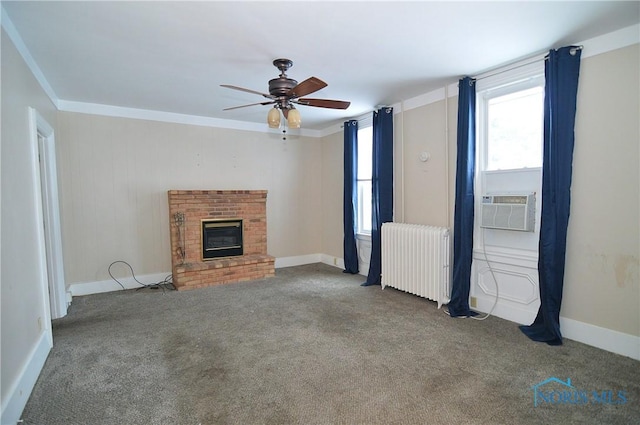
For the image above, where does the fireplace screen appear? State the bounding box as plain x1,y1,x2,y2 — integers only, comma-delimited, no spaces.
201,219,243,260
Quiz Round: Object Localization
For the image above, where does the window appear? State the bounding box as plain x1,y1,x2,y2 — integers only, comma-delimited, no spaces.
479,76,544,172
476,66,544,250
485,86,544,170
356,125,372,235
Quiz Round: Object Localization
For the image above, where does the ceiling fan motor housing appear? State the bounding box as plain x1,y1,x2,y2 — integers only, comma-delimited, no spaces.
268,77,298,97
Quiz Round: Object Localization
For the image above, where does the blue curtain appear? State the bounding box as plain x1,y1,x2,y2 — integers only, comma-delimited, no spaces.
363,108,394,286
343,120,359,274
520,46,581,345
448,77,478,317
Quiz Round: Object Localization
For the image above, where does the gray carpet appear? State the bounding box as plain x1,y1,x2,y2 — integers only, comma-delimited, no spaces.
22,263,639,425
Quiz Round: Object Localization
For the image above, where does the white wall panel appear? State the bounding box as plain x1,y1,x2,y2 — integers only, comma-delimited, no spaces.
472,250,540,324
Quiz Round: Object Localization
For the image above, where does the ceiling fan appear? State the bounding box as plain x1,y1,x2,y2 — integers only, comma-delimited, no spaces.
221,58,351,129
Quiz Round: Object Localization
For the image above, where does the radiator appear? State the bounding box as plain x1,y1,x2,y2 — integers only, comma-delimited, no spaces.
381,223,451,308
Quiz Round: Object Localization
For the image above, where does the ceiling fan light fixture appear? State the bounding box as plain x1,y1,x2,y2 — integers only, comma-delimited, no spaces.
287,108,301,129
223,58,350,129
267,107,281,128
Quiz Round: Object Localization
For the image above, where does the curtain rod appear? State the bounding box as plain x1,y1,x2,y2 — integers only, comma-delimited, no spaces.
472,45,583,82
340,107,387,128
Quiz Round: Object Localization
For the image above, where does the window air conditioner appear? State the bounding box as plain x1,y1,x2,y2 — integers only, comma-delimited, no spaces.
480,193,535,232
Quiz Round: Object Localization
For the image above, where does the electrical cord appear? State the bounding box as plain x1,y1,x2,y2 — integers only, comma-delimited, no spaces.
471,228,499,321
108,260,175,293
443,228,500,320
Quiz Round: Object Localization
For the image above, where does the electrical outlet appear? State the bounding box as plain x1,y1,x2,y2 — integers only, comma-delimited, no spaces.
333,257,337,265
470,297,477,308
37,317,43,332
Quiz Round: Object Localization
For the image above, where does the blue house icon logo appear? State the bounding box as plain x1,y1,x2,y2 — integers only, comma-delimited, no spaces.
531,377,575,407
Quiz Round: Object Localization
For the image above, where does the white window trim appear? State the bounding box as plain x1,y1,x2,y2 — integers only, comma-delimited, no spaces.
477,74,545,173
355,231,371,241
475,56,545,92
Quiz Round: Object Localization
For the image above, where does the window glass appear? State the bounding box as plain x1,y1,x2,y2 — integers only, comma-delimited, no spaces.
357,126,372,179
357,125,372,234
486,86,543,171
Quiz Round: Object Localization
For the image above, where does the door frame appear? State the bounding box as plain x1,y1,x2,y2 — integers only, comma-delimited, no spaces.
30,107,68,319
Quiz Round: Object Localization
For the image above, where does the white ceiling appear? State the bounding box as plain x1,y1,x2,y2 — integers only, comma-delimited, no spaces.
2,1,639,131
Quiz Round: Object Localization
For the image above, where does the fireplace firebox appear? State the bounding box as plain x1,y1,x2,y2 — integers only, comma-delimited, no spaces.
201,219,243,260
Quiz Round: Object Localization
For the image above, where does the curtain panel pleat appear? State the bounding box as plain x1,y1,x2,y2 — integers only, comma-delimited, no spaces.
448,76,478,317
364,108,393,286
343,120,359,274
520,46,581,345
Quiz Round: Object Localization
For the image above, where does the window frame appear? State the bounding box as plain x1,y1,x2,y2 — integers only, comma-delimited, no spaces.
477,74,545,174
474,61,545,251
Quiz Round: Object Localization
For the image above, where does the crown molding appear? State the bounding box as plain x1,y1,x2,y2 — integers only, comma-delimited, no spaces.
1,6,59,108
57,100,322,137
395,23,640,113
580,23,639,59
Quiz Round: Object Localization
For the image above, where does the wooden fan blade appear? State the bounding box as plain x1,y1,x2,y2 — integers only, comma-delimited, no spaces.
223,101,275,111
297,98,351,109
282,109,289,119
221,84,273,99
287,77,327,98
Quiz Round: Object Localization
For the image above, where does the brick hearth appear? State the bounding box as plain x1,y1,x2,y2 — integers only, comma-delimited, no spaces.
168,190,275,290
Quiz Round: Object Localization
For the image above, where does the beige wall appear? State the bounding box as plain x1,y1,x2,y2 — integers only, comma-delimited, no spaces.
56,113,323,284
396,101,450,227
563,44,639,336
1,28,58,410
320,130,343,259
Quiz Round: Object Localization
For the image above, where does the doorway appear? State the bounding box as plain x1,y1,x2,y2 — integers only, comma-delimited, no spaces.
31,108,68,319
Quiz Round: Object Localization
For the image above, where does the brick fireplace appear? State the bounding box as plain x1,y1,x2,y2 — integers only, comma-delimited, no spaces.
168,190,275,290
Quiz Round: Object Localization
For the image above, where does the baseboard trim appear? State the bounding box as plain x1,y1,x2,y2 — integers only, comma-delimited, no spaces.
68,272,171,296
69,255,335,296
474,297,639,360
66,257,639,361
320,254,345,270
1,331,52,425
274,254,322,269
560,317,640,361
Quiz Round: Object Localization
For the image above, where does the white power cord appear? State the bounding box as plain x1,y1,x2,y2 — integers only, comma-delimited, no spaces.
471,228,499,320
